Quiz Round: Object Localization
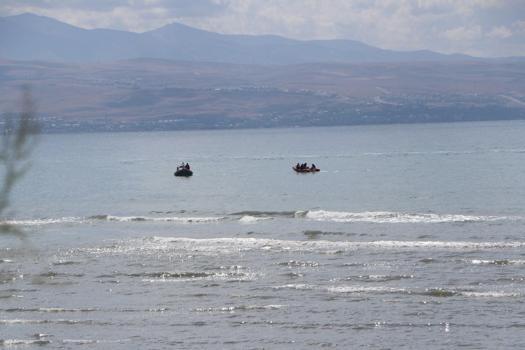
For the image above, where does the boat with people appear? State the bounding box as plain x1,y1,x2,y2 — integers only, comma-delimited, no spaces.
293,163,320,173
175,162,193,177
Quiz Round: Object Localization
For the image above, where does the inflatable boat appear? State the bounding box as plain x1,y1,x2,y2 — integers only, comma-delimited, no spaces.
293,166,320,173
174,168,193,177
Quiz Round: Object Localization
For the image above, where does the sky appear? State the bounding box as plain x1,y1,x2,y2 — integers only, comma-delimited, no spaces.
1,0,524,57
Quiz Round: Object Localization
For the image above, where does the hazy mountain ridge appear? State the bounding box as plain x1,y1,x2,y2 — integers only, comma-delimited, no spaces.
0,13,490,64
1,58,523,132
1,13,524,132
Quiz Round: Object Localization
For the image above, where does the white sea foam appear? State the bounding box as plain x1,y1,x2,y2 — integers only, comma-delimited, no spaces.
1,217,83,226
330,286,521,298
326,286,408,294
470,259,525,265
155,237,525,250
0,339,51,345
239,215,272,224
0,319,108,325
346,274,414,282
2,215,225,226
37,307,96,313
194,304,285,312
273,284,315,290
460,291,521,298
84,236,525,257
303,210,512,223
141,271,257,283
3,307,96,313
62,339,98,344
274,284,521,298
104,215,225,223
2,210,518,226
276,284,409,295
0,319,45,324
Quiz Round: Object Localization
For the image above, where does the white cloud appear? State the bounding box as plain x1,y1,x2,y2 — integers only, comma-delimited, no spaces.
487,26,512,39
0,0,523,56
443,25,483,42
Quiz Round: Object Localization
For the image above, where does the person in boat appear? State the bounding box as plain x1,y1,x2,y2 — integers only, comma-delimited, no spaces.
185,163,190,170
296,162,300,169
311,163,317,170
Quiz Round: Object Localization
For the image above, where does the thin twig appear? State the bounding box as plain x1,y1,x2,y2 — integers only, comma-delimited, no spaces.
0,87,39,237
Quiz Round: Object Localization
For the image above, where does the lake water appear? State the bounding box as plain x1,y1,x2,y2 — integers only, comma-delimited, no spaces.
2,121,525,348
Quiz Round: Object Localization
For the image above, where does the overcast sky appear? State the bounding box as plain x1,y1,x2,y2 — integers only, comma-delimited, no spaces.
1,0,524,57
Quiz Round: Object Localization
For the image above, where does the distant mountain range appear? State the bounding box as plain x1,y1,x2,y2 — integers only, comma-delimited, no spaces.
1,13,524,133
0,13,501,64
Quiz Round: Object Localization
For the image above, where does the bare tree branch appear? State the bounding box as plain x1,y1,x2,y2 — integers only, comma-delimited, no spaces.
0,87,39,237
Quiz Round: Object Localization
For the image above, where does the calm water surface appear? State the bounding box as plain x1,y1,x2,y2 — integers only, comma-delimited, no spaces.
2,121,525,348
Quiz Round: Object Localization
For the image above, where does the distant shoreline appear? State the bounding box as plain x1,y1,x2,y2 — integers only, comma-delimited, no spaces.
28,117,525,135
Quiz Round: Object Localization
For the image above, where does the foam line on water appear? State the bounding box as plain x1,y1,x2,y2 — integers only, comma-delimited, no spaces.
275,284,521,298
0,319,110,325
2,210,520,226
62,339,98,344
1,215,226,226
301,210,516,223
86,214,225,223
239,215,273,224
149,237,525,250
231,211,297,218
1,217,83,226
0,339,51,346
470,259,525,265
83,236,525,256
3,307,97,313
194,304,285,312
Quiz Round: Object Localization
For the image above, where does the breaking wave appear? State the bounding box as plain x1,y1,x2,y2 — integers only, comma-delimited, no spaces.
231,211,297,218
1,217,82,226
90,215,225,223
301,210,514,223
239,215,273,224
1,215,225,226
2,210,520,227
